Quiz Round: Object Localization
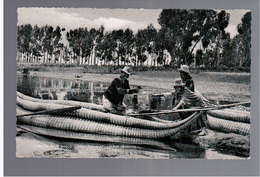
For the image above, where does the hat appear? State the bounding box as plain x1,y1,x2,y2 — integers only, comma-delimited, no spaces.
121,66,131,75
173,78,185,87
178,65,190,74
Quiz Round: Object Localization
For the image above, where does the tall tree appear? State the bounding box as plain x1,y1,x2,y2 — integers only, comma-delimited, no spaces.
158,9,184,65
120,28,134,65
66,29,81,64
66,27,100,65
214,10,230,66
30,25,44,62
96,31,117,65
134,29,149,66
17,25,24,61
154,28,171,66
42,25,55,63
110,29,125,66
221,33,235,67
52,26,64,63
88,28,101,65
236,11,251,67
17,24,33,61
157,9,229,66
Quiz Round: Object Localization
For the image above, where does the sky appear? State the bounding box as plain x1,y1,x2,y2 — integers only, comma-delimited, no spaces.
17,8,250,38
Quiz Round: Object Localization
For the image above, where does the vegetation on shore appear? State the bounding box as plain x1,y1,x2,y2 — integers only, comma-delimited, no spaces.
17,10,251,71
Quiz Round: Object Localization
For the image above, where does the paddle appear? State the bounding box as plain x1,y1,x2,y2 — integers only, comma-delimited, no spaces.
16,106,82,117
128,101,251,116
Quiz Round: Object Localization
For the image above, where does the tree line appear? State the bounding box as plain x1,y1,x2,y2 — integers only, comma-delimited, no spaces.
17,9,251,69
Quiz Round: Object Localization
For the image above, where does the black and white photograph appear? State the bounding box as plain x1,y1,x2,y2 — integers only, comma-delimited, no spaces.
16,7,251,160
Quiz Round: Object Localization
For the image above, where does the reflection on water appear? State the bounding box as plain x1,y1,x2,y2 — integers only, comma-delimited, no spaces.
17,74,38,97
16,75,173,110
17,75,110,105
16,74,246,159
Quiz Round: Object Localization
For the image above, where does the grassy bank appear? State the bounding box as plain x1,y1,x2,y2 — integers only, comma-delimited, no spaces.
17,62,251,73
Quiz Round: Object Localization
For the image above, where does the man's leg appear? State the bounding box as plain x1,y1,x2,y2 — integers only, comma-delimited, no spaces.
102,95,125,115
102,95,114,112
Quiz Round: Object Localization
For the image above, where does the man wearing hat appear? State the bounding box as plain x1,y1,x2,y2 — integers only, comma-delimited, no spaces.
103,66,141,115
178,65,195,92
172,78,207,136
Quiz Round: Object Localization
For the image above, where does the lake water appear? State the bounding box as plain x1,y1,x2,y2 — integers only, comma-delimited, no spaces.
16,74,247,159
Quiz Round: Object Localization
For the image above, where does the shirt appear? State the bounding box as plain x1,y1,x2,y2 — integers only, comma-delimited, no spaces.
179,87,205,108
184,78,195,92
104,78,130,105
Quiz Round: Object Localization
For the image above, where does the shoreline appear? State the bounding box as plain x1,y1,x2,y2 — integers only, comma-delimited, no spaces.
26,70,251,102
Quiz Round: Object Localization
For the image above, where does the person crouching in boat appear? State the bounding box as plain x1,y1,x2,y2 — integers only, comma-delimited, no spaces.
172,78,207,136
102,66,141,115
178,64,195,92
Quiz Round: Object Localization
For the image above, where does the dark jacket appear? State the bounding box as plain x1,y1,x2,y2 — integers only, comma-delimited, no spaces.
104,78,130,105
184,77,195,92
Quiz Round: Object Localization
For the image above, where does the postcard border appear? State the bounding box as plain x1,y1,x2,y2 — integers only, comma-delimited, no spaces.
4,0,259,176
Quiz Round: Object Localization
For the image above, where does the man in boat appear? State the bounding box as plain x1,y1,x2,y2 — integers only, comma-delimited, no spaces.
172,78,207,136
178,64,195,92
102,66,141,115
176,64,208,104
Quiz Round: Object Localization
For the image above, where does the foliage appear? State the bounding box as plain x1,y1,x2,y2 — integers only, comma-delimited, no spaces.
17,9,251,71
236,11,251,67
17,24,33,61
157,9,232,67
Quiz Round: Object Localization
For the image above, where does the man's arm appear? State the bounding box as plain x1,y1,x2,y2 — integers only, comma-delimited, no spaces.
117,87,127,95
127,86,142,94
172,100,185,110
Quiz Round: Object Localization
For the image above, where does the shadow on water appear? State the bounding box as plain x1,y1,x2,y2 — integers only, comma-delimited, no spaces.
53,136,206,159
17,123,206,159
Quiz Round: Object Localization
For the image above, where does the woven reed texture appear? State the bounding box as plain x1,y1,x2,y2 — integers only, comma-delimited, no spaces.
17,111,201,139
17,91,107,112
207,109,250,123
17,96,198,130
17,124,176,151
206,115,250,136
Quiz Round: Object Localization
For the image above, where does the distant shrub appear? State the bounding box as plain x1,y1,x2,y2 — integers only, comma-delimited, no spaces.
16,61,251,73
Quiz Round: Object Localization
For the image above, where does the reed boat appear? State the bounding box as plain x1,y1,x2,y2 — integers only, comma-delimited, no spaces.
17,106,176,151
16,91,251,141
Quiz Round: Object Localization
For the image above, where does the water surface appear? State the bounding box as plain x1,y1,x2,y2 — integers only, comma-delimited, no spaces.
16,74,247,159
